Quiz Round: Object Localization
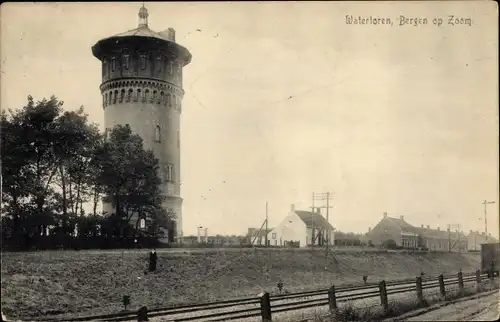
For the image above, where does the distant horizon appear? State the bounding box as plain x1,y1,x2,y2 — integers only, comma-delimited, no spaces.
1,2,498,238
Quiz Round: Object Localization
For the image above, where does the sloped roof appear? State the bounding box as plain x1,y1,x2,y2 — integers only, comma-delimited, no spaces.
92,26,191,65
106,25,171,42
386,217,421,234
414,227,467,240
467,231,498,241
415,227,448,238
247,228,273,238
295,211,334,230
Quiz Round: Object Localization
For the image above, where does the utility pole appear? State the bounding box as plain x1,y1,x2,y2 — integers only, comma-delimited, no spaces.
311,192,315,248
311,192,334,251
265,201,269,247
447,224,454,252
482,200,495,242
448,223,460,252
326,192,331,255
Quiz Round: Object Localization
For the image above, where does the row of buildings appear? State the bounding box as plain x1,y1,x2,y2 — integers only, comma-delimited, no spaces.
245,206,496,252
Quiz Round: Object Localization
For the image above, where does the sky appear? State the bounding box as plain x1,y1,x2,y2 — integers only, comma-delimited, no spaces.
1,1,498,237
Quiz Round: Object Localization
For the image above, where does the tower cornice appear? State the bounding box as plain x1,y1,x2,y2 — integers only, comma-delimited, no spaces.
99,77,185,96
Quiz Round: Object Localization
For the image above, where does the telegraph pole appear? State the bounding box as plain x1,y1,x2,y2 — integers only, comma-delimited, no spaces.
326,192,331,254
448,223,460,252
448,224,451,253
482,200,495,242
311,192,333,251
311,192,315,248
265,201,269,247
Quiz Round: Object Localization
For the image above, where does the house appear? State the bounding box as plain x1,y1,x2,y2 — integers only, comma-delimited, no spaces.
364,213,421,248
269,204,335,248
415,225,468,252
467,231,498,251
365,212,469,252
247,227,273,245
180,235,246,246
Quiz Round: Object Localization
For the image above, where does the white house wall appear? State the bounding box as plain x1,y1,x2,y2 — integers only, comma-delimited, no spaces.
270,212,307,247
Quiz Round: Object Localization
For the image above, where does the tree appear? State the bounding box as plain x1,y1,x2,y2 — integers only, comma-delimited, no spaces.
1,96,171,250
1,96,65,247
53,107,102,217
97,125,173,237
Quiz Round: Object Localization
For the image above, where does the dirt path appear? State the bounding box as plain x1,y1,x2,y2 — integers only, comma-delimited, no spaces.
405,291,499,321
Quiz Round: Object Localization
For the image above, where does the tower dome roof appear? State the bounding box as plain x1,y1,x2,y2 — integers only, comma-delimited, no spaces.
91,5,191,66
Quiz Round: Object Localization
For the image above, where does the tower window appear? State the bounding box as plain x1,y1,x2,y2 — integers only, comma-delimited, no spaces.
169,61,173,75
141,54,147,70
166,164,173,182
167,94,172,107
157,56,162,72
155,125,161,142
173,95,176,108
111,57,116,71
153,91,160,104
123,54,129,70
135,89,140,102
102,59,108,77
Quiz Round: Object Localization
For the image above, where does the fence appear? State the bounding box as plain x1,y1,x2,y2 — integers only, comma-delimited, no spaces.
34,270,495,322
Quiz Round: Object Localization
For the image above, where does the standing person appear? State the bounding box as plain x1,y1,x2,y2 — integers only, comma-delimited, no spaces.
148,248,157,272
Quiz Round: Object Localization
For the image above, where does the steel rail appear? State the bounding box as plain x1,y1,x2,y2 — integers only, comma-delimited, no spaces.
35,271,487,322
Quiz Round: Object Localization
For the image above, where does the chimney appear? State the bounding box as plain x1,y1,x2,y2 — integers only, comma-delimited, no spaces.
160,28,176,41
368,227,371,232
421,224,424,228
427,225,430,229
437,227,440,231
205,228,208,243
400,215,404,221
167,28,176,41
290,204,295,212
383,212,388,218
447,227,450,232
316,207,321,214
470,230,473,234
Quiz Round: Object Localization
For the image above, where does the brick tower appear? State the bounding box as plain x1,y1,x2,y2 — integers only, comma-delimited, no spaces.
91,5,191,241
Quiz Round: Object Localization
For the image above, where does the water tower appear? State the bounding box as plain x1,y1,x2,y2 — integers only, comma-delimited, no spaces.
91,5,192,241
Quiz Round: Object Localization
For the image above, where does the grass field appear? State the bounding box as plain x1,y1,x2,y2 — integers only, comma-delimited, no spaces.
0,248,481,319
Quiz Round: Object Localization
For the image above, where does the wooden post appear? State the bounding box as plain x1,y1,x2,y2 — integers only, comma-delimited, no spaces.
476,269,482,292
438,274,446,298
259,292,272,322
379,280,388,313
328,285,337,315
137,306,148,322
416,276,424,306
458,271,464,293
